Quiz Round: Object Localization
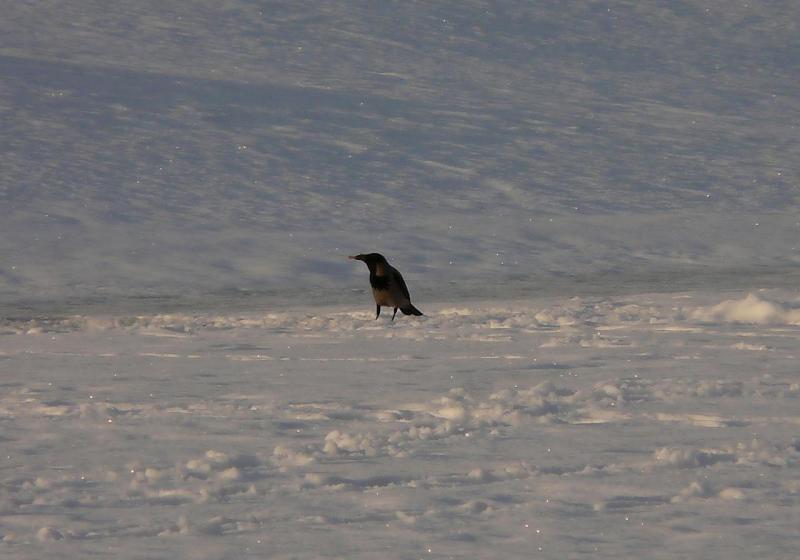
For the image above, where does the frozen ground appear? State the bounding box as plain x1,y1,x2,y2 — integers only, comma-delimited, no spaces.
2,1,800,558
2,290,800,558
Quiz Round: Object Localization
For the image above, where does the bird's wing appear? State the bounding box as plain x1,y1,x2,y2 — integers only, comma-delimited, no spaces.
390,266,411,301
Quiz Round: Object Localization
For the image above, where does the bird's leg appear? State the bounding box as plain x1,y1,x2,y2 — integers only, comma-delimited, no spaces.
391,307,398,321
376,305,381,319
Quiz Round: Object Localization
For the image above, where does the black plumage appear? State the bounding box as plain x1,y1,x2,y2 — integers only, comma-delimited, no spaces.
370,274,390,291
349,253,423,320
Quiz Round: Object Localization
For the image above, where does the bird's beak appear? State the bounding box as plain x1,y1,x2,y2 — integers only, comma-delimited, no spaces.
348,255,361,261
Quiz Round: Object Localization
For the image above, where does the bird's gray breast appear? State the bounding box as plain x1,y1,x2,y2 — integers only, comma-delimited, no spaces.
370,272,392,305
372,286,393,306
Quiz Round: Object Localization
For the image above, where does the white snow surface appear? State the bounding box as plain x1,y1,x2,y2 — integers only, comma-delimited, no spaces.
3,1,800,558
2,291,800,558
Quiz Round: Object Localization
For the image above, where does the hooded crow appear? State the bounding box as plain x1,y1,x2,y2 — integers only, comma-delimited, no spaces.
349,253,423,320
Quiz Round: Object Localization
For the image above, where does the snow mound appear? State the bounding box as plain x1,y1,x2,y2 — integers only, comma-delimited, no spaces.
690,293,800,325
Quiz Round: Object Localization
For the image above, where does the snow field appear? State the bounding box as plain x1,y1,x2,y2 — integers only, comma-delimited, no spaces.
1,290,799,558
3,2,799,557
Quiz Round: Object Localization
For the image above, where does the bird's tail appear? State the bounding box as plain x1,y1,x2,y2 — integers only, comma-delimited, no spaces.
400,304,423,316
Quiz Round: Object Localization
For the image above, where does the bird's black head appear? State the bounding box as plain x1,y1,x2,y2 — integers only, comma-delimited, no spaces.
348,253,388,266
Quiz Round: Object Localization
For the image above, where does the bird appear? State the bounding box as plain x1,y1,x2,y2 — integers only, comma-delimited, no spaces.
349,253,423,320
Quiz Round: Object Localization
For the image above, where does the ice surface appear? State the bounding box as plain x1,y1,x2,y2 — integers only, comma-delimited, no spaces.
2,1,800,558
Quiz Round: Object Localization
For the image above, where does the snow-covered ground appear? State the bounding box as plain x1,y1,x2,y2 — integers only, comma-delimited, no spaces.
2,291,800,558
2,1,800,558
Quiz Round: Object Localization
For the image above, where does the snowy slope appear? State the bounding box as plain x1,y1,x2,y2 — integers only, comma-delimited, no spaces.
2,1,799,310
